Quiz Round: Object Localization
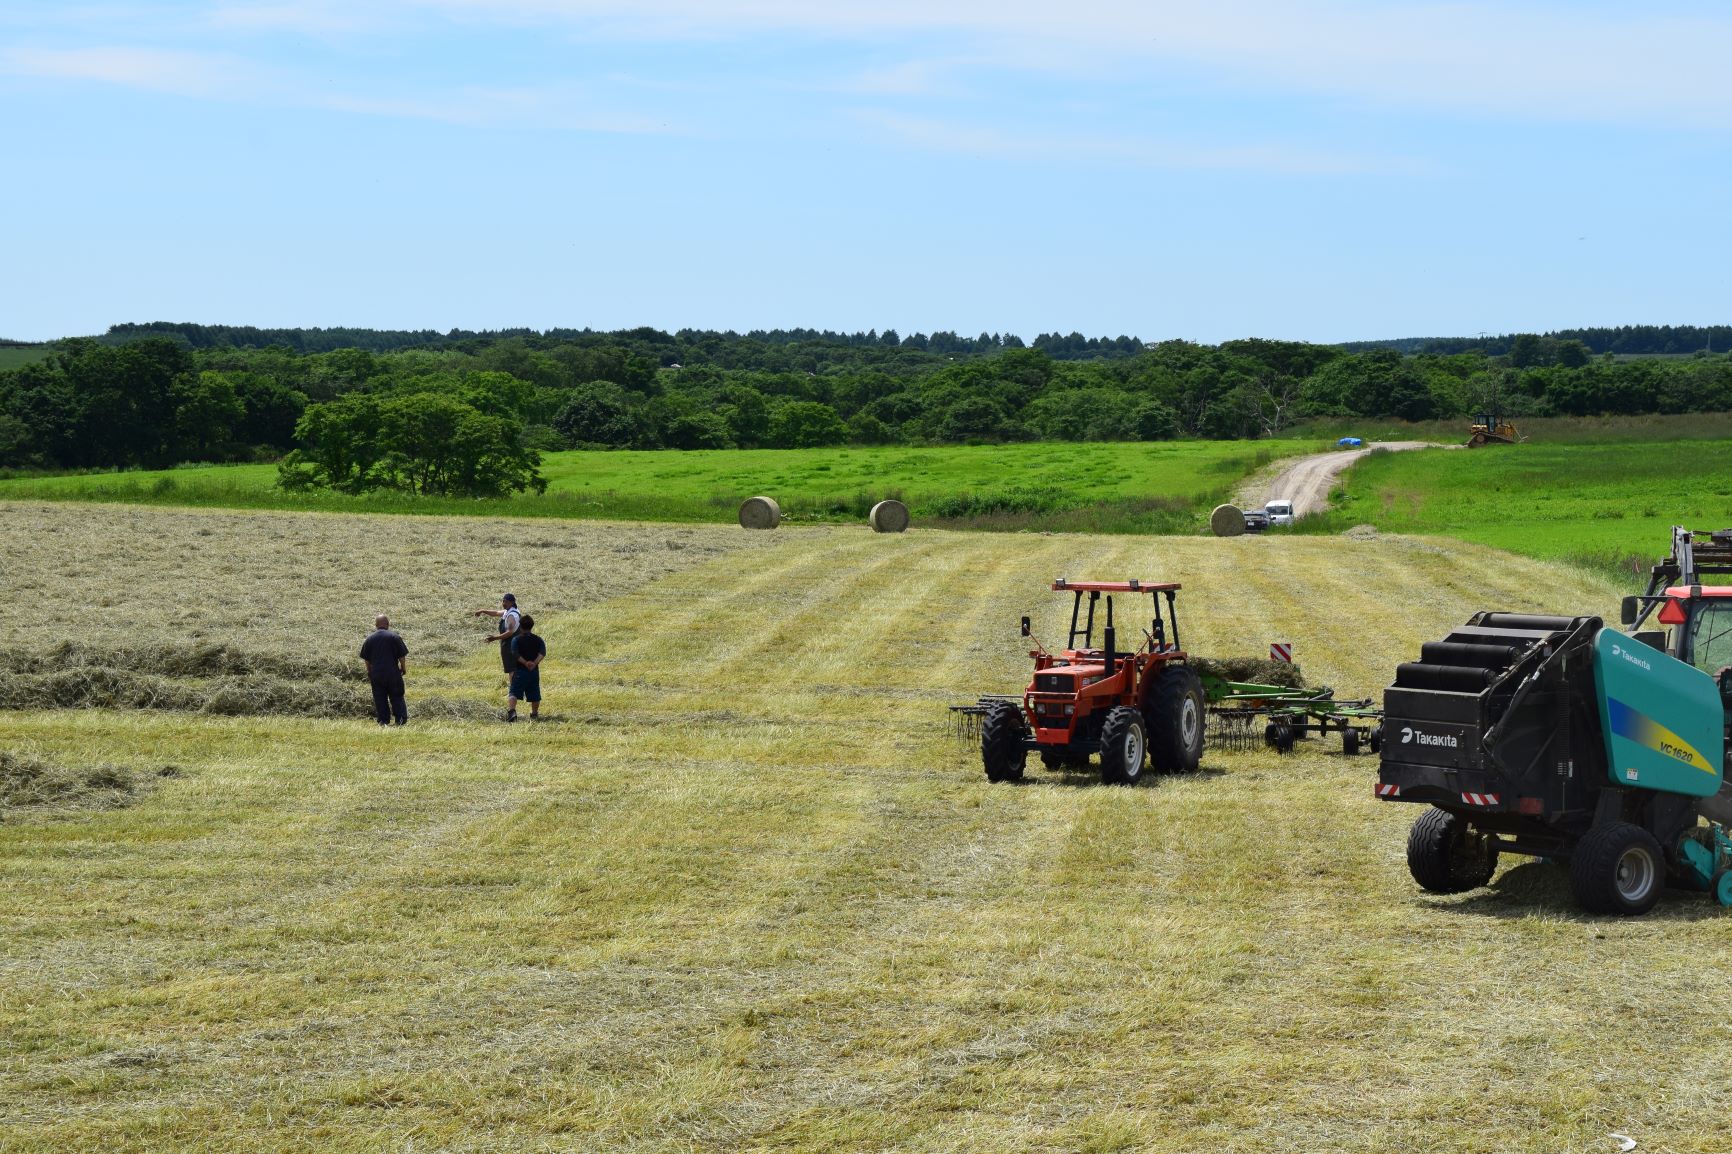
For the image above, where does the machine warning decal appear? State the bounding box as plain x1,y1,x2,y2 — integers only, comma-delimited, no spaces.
1607,698,1715,774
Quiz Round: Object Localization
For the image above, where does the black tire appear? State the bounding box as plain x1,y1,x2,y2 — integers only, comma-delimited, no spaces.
1369,723,1383,753
1569,822,1664,915
1265,722,1296,753
1407,807,1499,893
1343,727,1361,756
1146,668,1205,773
981,701,1028,783
1098,706,1148,785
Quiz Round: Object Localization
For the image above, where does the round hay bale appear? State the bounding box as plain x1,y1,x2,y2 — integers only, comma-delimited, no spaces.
738,496,781,530
1210,504,1248,537
868,499,910,533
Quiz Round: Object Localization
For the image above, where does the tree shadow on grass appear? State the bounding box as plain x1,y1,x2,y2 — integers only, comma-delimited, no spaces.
1427,860,1725,923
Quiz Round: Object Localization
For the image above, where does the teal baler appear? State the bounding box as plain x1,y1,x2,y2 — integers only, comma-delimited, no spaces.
1376,611,1731,915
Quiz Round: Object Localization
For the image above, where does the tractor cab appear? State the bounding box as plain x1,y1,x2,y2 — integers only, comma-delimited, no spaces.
1623,528,1732,676
1027,578,1184,676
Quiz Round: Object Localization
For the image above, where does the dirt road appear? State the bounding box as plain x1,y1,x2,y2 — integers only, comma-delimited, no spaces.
1241,441,1436,517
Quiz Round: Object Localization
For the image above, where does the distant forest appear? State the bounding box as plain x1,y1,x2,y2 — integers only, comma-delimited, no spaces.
2,321,1730,496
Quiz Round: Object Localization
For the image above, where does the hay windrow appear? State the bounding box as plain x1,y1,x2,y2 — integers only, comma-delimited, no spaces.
0,749,142,814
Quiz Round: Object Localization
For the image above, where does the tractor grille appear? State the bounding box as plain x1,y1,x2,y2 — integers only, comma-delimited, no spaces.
1034,673,1076,694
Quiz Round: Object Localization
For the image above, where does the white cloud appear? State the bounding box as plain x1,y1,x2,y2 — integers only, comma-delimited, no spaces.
3,45,265,98
856,109,1428,176
407,0,1732,126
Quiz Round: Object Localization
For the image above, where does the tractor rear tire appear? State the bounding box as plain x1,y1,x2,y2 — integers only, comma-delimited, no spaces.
981,701,1029,783
1146,668,1205,773
1569,822,1664,916
1407,807,1498,893
1098,707,1148,785
1343,728,1361,756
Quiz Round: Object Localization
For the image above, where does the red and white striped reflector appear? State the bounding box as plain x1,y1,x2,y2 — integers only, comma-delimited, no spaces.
1375,783,1401,798
1460,792,1501,807
1270,642,1293,663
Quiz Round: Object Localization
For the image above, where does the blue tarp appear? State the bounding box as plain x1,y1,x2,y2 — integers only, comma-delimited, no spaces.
1337,436,1363,447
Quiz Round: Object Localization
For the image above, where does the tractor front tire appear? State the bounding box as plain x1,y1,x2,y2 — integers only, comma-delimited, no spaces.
1407,807,1498,894
1098,706,1148,785
1147,668,1205,773
981,702,1029,783
1570,822,1664,916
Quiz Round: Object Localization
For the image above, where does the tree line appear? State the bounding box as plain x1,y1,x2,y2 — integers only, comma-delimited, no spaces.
3,326,1731,497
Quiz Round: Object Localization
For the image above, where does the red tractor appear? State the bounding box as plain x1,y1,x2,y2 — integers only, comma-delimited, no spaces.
977,579,1206,784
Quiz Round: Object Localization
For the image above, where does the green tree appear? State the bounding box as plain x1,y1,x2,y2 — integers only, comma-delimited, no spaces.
172,372,246,460
768,401,849,448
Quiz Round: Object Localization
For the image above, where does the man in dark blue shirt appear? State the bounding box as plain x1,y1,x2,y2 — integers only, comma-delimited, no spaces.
359,615,409,726
508,614,546,722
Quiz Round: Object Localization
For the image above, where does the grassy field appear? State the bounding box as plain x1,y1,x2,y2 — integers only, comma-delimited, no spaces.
1290,410,1732,446
1295,440,1732,581
0,345,49,371
0,441,1309,533
10,503,1732,1152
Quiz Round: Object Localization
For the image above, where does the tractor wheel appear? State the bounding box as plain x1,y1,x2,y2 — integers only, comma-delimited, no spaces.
1265,722,1296,753
1146,668,1205,773
1406,807,1498,893
1098,707,1148,785
1369,723,1383,753
1569,822,1664,916
1342,727,1361,756
981,701,1028,783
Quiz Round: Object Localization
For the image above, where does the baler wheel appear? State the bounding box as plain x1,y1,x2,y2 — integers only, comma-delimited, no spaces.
1570,822,1663,915
1407,807,1498,893
981,701,1029,783
1098,707,1148,785
1147,668,1205,773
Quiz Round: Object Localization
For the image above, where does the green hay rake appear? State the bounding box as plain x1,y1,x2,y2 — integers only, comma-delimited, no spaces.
1202,677,1382,755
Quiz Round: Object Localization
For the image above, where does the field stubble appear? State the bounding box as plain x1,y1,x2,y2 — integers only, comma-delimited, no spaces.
6,506,1732,1151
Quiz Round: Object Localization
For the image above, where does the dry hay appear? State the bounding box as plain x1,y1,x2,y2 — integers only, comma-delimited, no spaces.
738,495,781,529
0,502,785,720
1208,503,1247,536
868,499,910,533
1189,654,1306,688
0,748,143,814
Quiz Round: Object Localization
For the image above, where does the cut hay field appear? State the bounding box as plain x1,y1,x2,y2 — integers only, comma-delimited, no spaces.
1297,439,1732,580
0,440,1307,533
6,504,1732,1153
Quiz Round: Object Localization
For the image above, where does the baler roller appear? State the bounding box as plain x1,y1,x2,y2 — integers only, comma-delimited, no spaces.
1418,641,1523,670
1393,662,1499,692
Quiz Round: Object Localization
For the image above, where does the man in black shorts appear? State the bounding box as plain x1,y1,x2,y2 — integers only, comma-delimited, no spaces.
508,614,546,722
359,614,408,726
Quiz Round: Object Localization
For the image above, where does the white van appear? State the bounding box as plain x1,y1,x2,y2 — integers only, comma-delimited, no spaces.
1265,499,1295,527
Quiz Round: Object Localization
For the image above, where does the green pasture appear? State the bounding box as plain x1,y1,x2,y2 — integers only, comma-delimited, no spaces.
0,440,1308,531
1298,439,1732,580
0,346,49,371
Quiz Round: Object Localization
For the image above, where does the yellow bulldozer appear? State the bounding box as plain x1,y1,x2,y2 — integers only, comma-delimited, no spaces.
1466,413,1521,446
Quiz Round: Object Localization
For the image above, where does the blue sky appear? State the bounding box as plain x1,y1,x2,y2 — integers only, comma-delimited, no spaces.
2,1,1729,343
